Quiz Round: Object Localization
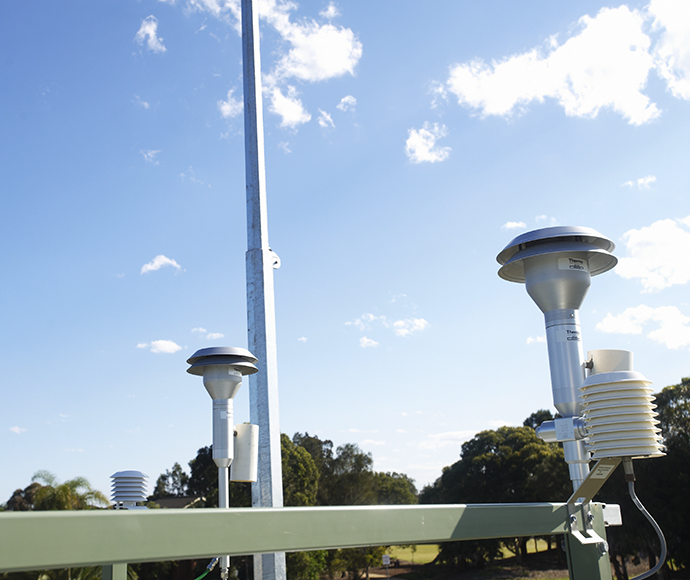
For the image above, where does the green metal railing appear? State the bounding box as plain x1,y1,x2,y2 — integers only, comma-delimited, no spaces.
0,503,612,580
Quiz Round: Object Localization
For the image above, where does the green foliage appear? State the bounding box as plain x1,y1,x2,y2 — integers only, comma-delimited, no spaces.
421,426,570,505
291,433,380,506
285,550,327,580
373,472,417,505
187,446,218,503
522,408,555,429
31,471,108,511
420,423,570,570
329,443,376,505
334,547,387,580
281,434,319,507
5,482,43,511
151,462,189,499
289,433,418,580
150,447,251,508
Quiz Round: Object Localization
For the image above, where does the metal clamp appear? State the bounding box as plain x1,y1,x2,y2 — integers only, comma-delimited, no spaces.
567,502,609,554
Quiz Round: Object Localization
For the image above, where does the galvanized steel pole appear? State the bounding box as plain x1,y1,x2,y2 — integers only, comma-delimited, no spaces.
241,1,286,580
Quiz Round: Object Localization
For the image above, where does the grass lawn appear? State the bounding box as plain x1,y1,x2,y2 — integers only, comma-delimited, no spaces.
389,538,556,565
388,544,439,564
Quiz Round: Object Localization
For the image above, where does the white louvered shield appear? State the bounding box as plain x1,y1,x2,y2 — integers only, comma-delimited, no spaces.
111,470,149,510
580,351,664,460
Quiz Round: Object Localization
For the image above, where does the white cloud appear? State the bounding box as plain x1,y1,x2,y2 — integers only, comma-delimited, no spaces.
10,426,27,434
137,340,183,354
359,336,379,348
269,19,362,83
141,254,182,274
348,313,387,331
218,88,243,118
526,335,546,344
185,0,239,27
430,80,448,109
649,0,690,100
140,149,161,163
133,95,150,109
268,86,311,128
502,221,526,230
446,6,659,125
175,1,361,130
179,166,208,186
278,141,292,154
297,336,307,342
135,15,167,54
405,122,451,163
191,327,223,339
393,318,429,337
361,439,386,446
616,217,690,291
337,95,356,112
597,304,690,349
319,2,340,20
418,430,476,450
622,175,657,188
317,109,335,128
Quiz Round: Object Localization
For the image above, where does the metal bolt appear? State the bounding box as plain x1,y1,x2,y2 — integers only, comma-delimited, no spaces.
597,541,609,555
569,514,577,525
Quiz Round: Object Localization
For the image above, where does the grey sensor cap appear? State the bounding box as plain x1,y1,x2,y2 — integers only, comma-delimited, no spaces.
186,346,259,376
496,225,617,283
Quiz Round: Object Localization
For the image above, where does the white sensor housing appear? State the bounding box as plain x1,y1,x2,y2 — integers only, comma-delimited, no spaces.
111,470,149,510
581,350,664,460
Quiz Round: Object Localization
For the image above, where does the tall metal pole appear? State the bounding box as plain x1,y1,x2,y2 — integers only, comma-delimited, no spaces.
241,1,286,580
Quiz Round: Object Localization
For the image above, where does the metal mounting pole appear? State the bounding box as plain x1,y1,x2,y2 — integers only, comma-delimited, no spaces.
241,1,286,580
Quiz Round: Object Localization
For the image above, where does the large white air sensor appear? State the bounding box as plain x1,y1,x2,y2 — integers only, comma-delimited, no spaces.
497,226,617,490
497,227,668,571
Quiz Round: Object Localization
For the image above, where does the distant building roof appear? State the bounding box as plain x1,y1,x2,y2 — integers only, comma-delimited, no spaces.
152,496,205,509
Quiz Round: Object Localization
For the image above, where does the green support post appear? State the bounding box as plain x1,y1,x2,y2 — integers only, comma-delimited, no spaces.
564,503,612,580
102,563,127,580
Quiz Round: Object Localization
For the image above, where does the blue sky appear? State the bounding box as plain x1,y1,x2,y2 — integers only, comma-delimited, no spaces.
2,0,690,504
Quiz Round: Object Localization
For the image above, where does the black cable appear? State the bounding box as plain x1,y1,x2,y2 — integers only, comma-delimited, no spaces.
628,480,667,580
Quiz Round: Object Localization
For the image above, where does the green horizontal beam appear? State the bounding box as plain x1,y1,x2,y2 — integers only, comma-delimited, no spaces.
0,503,573,573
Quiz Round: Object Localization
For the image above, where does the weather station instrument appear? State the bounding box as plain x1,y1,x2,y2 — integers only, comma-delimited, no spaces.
187,346,261,580
497,226,666,580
